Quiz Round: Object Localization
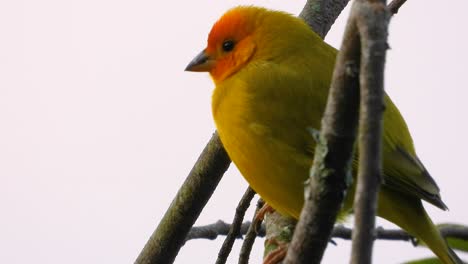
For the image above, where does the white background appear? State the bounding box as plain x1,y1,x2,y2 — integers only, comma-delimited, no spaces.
1,0,467,263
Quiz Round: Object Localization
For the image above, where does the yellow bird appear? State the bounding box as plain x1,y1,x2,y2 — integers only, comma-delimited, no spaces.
186,6,461,263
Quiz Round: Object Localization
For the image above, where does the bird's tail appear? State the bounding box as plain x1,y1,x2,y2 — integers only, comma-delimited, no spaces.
378,188,462,264
414,217,463,264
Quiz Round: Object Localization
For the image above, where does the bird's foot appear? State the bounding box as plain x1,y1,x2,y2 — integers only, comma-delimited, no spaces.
253,203,275,232
263,239,288,264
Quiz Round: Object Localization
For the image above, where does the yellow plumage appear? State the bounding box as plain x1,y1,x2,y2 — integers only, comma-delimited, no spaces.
186,6,461,263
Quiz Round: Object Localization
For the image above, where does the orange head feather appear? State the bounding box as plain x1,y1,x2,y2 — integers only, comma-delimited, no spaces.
186,6,317,83
203,7,263,82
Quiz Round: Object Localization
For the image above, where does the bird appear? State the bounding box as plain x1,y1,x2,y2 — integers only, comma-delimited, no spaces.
185,6,461,264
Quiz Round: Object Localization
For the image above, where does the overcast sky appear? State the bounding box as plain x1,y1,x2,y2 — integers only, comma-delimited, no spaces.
1,0,467,263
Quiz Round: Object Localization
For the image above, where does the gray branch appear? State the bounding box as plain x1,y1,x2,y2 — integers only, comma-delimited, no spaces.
388,0,407,14
186,221,263,241
350,1,389,263
187,221,468,244
238,199,265,264
283,0,402,263
283,3,362,264
299,0,351,38
215,187,256,264
260,1,357,263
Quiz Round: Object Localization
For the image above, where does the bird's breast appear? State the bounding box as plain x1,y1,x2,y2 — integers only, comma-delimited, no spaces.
212,84,310,218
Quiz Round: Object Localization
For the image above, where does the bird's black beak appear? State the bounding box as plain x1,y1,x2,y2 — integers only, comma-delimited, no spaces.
185,50,215,72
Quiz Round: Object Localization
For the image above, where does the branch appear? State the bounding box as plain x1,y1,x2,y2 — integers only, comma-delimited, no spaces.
187,222,468,245
135,133,231,264
216,187,256,264
282,0,404,262
388,0,407,15
238,199,265,264
283,4,362,264
298,0,404,37
259,1,356,263
299,0,351,38
186,221,260,241
350,1,389,263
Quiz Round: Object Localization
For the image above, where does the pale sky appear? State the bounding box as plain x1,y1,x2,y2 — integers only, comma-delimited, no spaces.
1,0,467,263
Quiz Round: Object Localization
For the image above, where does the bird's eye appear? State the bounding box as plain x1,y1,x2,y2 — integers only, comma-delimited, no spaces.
222,40,235,52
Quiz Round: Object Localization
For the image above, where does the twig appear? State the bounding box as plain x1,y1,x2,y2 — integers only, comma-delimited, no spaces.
135,133,231,264
215,187,256,264
333,226,411,241
388,0,407,15
299,0,351,38
238,199,265,264
188,222,468,244
186,221,256,241
350,1,389,263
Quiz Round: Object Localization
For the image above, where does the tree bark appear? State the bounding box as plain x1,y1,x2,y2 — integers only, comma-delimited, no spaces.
283,7,361,263
350,1,389,263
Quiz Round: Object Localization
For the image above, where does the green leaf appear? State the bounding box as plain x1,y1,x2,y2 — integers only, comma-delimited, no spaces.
413,223,468,253
437,223,468,252
446,237,468,252
402,257,441,264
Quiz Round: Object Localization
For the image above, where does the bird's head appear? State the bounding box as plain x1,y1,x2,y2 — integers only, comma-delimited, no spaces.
185,6,320,83
185,6,261,83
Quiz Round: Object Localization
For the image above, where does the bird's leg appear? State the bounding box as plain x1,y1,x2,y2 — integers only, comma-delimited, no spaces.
253,203,275,232
262,211,296,264
263,238,288,264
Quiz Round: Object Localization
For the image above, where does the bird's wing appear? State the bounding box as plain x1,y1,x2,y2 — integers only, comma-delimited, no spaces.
240,59,447,210
380,96,447,210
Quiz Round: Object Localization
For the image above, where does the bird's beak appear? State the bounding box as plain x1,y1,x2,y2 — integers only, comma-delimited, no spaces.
185,50,215,72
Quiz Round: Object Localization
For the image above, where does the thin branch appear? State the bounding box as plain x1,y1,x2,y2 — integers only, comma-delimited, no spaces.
238,199,265,264
350,1,389,263
388,0,407,15
299,0,351,38
188,222,468,244
333,226,411,241
216,187,256,264
282,0,407,262
135,133,231,264
186,221,258,241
